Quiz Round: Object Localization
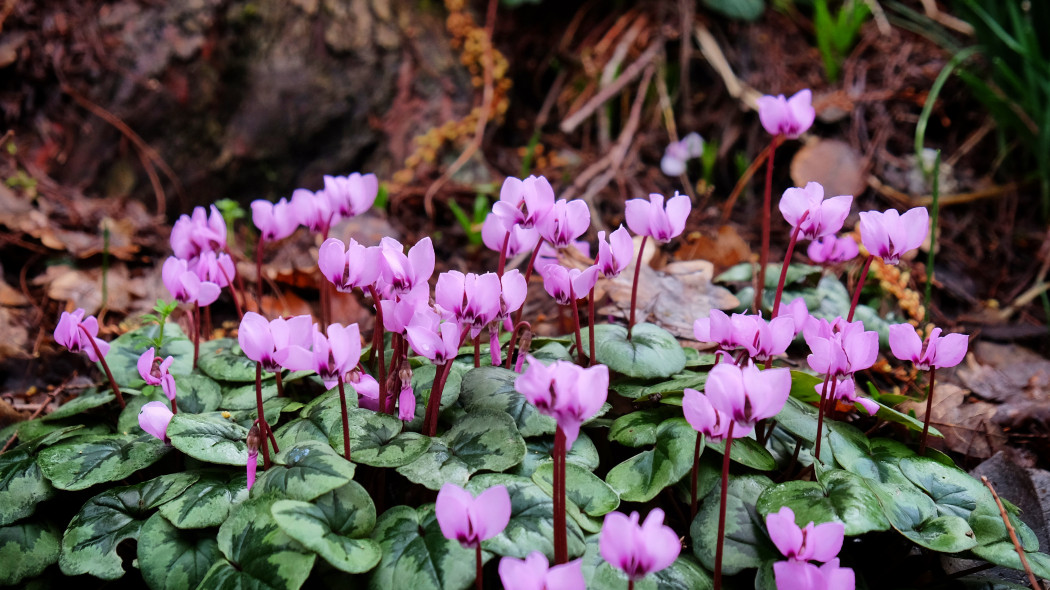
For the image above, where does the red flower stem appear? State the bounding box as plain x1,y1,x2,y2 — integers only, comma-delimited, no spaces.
919,367,936,455
814,374,831,463
221,246,251,317
587,288,596,366
274,371,284,397
690,434,702,520
713,422,735,590
628,582,634,590
755,136,780,314
497,232,511,278
569,290,585,365
266,422,279,454
553,425,568,565
771,212,808,320
847,255,874,322
256,236,266,311
512,238,545,328
368,286,388,414
192,305,200,369
626,235,649,341
171,398,178,414
217,265,243,320
424,361,454,436
337,375,351,460
474,335,481,368
255,362,271,469
475,544,483,590
504,320,532,370
80,325,125,408
388,333,402,380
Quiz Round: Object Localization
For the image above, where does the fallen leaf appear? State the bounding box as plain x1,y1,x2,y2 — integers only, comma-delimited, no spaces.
674,225,751,275
790,137,866,199
956,342,1050,404
0,307,29,359
901,383,1006,459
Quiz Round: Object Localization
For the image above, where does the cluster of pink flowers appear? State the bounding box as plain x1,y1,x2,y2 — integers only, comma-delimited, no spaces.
251,172,379,241
684,361,791,440
766,507,853,590
164,206,234,307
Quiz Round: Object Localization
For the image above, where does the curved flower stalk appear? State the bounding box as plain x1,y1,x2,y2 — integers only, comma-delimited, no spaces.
498,552,585,590
754,89,815,315
137,348,177,412
55,309,124,408
599,508,680,589
766,507,854,590
246,424,261,492
436,483,512,590
772,182,852,318
849,207,929,321
889,323,968,453
138,401,173,442
624,192,691,338
490,270,527,366
587,225,634,363
516,359,608,564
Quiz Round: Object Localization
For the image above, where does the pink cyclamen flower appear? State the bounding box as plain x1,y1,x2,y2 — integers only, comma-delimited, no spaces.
778,182,852,241
137,348,176,400
398,380,415,422
538,199,591,249
492,175,556,230
660,132,704,177
773,559,855,590
246,447,258,491
888,324,968,371
238,312,314,373
683,388,732,442
377,236,435,299
774,297,811,336
251,198,299,242
55,308,110,362
766,506,844,563
599,508,680,582
348,370,380,411
170,205,227,260
803,318,879,378
435,483,512,548
817,377,879,416
540,264,600,306
596,225,633,278
290,187,335,234
731,313,795,363
192,250,236,288
807,235,859,265
138,401,173,442
380,294,428,335
498,269,528,323
515,358,608,448
322,172,378,219
482,213,540,257
498,552,585,590
705,361,791,437
277,323,362,389
858,207,929,265
694,309,741,354
318,237,381,294
435,271,503,338
405,308,463,365
162,257,221,307
756,89,815,139
625,192,691,243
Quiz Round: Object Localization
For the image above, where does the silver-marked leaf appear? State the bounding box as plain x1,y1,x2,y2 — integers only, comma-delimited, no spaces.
175,373,222,414
397,411,525,490
318,406,430,467
899,456,992,520
368,504,479,590
271,480,380,573
609,407,680,447
103,323,194,389
252,441,355,501
59,472,198,579
37,433,171,491
41,391,116,422
137,512,220,590
513,432,599,477
580,534,711,590
0,521,61,586
869,477,977,553
0,447,55,526
610,372,708,401
532,462,619,517
202,495,316,590
705,435,777,471
158,471,249,529
585,323,686,379
167,412,254,466
691,473,778,575
199,338,274,382
605,417,697,502
274,417,330,449
16,417,110,442
221,382,278,411
458,366,555,437
775,396,820,443
756,469,890,536
228,397,294,429
971,543,1050,581
466,473,586,561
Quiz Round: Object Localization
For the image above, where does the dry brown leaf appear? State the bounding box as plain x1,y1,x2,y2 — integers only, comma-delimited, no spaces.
956,341,1050,404
674,226,751,275
36,263,144,314
790,137,866,198
0,307,30,360
901,383,1006,459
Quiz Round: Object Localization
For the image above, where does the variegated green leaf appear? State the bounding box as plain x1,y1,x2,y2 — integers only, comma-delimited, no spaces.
37,433,171,491
271,480,380,573
457,366,555,437
756,469,890,536
252,441,355,501
158,471,249,529
102,323,194,388
0,521,61,586
198,338,273,382
691,473,778,575
137,512,220,590
397,411,525,490
584,323,686,379
368,504,480,590
605,417,697,502
532,462,619,517
167,412,254,466
0,447,55,526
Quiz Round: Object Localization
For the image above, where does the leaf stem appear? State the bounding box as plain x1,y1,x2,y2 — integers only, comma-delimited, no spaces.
424,361,454,436
587,288,596,366
512,238,545,328
771,211,808,320
255,362,271,469
690,434,702,520
476,543,484,590
755,136,781,314
569,289,585,365
814,374,831,463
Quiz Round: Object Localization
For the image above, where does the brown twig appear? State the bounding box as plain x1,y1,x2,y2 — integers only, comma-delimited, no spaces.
0,375,76,454
980,476,1043,590
720,142,774,224
559,40,663,134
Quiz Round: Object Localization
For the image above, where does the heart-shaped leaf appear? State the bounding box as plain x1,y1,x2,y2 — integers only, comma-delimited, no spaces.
605,418,697,502
409,362,465,424
513,432,600,477
274,416,329,449
899,456,991,520
173,372,223,414
0,521,61,586
0,446,55,526
397,411,525,490
585,323,686,379
458,366,556,437
117,389,170,435
103,323,194,389
41,391,116,422
532,461,619,517
252,441,355,501
691,473,778,575
368,504,479,590
198,339,273,382
167,412,254,466
137,512,221,590
271,480,380,573
199,495,316,590
59,472,198,579
756,469,891,536
158,471,249,529
609,407,680,447
316,406,430,467
705,435,777,471
37,433,171,491
466,473,586,560
971,542,1050,581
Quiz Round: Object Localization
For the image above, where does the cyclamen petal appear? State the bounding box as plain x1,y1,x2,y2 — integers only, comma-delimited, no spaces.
596,225,633,278
624,192,691,243
138,401,173,442
757,89,815,139
599,509,680,582
498,552,585,590
435,483,511,548
859,207,929,265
